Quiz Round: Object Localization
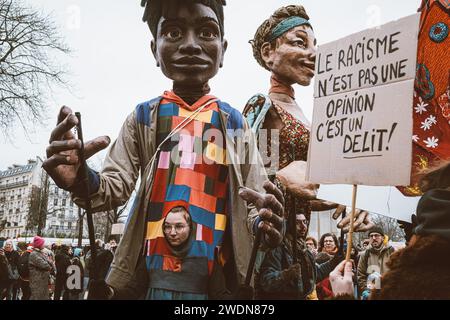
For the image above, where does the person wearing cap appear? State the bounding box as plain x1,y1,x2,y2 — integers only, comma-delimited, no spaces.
29,236,55,300
356,226,394,297
330,160,450,299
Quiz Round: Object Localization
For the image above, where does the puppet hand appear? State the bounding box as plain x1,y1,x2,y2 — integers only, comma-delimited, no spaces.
88,279,114,300
333,207,375,233
310,200,343,212
329,260,354,297
239,181,285,247
42,106,110,190
276,161,319,200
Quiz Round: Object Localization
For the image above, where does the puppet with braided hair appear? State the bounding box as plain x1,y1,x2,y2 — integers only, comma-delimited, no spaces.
242,5,375,300
43,0,285,300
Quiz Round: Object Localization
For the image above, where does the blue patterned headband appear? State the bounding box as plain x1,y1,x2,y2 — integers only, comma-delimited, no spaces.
267,16,311,43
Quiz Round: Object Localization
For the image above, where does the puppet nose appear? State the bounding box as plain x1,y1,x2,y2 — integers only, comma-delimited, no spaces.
179,31,202,55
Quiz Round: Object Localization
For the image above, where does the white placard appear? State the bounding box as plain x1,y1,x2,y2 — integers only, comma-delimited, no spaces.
307,14,420,186
111,223,125,235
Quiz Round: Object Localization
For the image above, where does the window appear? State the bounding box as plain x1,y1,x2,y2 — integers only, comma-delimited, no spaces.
54,187,59,195
54,199,58,206
70,200,74,207
62,199,66,207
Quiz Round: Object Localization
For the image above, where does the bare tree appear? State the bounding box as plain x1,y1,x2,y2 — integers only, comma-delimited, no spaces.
0,0,70,134
26,171,49,236
368,213,406,242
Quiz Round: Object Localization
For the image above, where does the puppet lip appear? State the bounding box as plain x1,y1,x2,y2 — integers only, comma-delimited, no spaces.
173,56,209,65
302,63,315,75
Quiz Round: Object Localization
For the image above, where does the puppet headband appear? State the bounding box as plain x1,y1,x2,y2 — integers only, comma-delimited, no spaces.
267,16,311,43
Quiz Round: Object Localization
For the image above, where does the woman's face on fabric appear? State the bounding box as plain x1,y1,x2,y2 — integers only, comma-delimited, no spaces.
263,24,316,86
164,211,191,247
152,3,227,87
323,236,336,252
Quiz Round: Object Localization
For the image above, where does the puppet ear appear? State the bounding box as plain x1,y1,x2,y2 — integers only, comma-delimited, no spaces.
220,39,228,68
261,42,275,69
151,40,160,67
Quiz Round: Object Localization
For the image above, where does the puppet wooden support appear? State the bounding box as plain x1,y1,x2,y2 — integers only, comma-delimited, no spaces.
75,113,98,288
345,184,358,262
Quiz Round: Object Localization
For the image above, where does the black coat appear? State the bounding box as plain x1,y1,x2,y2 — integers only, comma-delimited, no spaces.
55,252,72,282
86,248,113,280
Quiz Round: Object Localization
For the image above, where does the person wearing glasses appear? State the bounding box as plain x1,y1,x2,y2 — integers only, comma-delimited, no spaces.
145,206,231,300
357,226,394,299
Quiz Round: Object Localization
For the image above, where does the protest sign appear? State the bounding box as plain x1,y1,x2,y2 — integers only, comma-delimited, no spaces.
111,223,125,235
307,14,420,186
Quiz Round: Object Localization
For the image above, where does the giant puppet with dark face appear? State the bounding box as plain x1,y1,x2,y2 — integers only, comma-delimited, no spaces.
43,0,285,299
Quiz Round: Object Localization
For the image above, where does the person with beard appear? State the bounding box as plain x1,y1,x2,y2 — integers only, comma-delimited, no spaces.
330,161,450,300
256,213,342,300
356,226,394,298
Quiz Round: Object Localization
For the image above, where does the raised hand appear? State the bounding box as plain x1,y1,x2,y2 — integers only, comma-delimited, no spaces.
329,260,354,297
42,106,110,190
239,181,285,247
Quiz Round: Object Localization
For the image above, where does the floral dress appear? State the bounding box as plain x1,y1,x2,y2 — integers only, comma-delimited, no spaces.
243,93,312,222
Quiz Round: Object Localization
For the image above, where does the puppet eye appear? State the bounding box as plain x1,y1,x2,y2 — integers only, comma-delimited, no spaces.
164,27,182,40
293,39,306,48
199,28,218,40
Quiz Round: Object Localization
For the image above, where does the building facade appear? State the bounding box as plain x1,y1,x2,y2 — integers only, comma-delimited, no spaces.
44,179,83,238
0,158,43,238
0,157,84,239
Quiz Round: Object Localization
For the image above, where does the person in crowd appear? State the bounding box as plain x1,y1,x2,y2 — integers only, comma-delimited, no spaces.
85,239,114,281
3,239,20,300
0,248,10,299
319,233,340,256
305,236,318,256
256,213,342,299
314,252,334,300
330,160,450,300
54,244,72,300
357,226,394,298
17,242,32,300
68,248,85,300
107,238,118,254
29,236,55,300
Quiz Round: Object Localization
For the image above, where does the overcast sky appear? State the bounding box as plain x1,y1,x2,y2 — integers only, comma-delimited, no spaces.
1,0,419,169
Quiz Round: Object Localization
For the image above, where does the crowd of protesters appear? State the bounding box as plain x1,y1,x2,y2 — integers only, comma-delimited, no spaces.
0,236,117,300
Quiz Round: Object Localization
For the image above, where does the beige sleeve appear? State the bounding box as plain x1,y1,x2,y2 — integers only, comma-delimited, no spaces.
73,111,141,212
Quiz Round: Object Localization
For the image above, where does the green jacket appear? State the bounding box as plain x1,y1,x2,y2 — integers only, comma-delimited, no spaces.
357,244,394,292
73,97,268,296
